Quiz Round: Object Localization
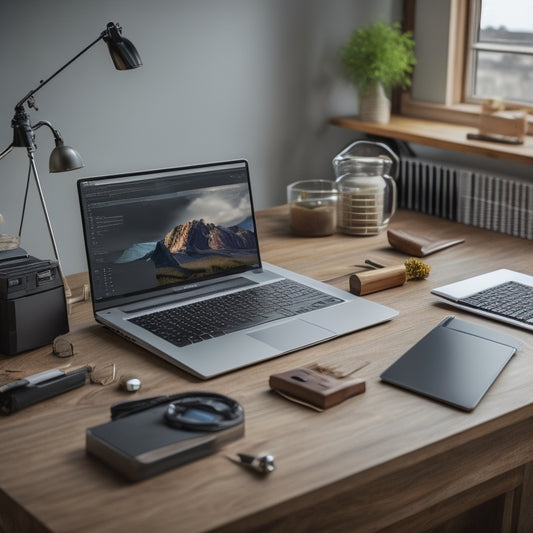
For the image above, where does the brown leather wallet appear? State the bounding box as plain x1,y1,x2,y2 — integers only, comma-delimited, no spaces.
387,228,464,257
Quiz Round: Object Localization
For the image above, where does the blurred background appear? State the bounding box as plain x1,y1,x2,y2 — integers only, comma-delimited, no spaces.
0,0,404,275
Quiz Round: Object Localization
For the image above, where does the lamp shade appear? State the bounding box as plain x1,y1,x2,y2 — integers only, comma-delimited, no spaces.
103,23,142,70
49,141,84,172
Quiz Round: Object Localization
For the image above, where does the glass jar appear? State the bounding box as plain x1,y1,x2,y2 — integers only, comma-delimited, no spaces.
333,143,397,236
287,180,338,236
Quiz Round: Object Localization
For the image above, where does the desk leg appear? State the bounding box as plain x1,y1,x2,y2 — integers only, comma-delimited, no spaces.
501,490,515,533
516,461,533,533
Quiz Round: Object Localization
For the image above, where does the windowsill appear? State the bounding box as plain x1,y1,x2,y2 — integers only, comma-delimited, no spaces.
329,113,533,166
400,94,482,128
400,93,533,131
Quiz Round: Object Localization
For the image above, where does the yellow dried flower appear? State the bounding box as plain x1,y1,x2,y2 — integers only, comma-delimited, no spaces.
404,257,431,280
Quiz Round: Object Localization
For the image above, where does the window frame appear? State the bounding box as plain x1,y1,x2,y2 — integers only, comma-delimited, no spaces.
466,0,533,106
400,0,533,132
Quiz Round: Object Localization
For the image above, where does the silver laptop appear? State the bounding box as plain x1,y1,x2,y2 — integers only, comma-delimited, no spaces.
77,160,398,379
432,269,533,331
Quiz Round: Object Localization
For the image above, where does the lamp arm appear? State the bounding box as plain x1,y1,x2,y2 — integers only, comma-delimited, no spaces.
15,33,104,111
32,120,63,142
0,144,14,161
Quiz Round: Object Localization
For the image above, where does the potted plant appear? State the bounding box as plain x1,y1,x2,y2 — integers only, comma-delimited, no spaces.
339,22,416,123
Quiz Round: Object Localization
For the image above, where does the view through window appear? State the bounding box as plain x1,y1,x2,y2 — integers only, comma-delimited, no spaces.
470,0,533,105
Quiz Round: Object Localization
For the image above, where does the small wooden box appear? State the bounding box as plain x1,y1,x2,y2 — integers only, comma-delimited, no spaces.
478,100,528,142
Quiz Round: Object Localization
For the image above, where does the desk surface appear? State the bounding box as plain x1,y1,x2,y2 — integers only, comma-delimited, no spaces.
1,208,533,533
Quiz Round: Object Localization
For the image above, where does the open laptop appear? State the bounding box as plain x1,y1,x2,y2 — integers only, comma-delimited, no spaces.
432,269,533,331
77,160,398,379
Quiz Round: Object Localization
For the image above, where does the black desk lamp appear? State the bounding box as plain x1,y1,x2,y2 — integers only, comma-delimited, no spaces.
0,22,141,274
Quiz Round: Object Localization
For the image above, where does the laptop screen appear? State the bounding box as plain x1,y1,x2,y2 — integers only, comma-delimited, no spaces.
78,160,261,307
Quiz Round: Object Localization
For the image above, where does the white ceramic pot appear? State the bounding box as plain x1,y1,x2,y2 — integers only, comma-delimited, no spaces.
358,83,391,123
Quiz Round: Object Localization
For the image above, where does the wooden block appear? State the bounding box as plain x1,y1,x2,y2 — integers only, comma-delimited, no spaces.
479,111,527,142
349,265,406,296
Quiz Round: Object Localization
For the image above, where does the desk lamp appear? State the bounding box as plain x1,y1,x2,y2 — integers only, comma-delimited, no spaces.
0,22,141,292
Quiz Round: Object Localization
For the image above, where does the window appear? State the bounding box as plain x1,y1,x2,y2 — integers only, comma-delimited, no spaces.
401,0,533,125
467,0,533,106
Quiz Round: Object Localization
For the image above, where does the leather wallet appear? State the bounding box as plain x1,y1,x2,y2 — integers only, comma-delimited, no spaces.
270,367,365,410
387,228,464,257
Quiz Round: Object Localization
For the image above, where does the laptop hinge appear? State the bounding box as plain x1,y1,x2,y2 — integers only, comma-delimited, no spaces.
119,277,257,313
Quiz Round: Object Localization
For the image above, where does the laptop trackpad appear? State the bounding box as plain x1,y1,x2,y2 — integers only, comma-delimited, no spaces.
248,320,334,351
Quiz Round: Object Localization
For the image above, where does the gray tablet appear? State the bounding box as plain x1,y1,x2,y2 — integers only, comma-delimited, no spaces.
380,316,521,411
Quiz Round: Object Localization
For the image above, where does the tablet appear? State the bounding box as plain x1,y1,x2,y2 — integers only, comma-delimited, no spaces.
380,316,521,411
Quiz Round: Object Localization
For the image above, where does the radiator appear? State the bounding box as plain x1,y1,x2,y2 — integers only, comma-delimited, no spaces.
398,156,533,240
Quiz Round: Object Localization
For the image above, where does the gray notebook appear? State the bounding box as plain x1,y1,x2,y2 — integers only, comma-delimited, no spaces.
380,316,521,411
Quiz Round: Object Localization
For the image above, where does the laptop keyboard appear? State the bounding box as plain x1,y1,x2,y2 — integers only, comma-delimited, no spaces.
129,279,343,347
459,281,533,325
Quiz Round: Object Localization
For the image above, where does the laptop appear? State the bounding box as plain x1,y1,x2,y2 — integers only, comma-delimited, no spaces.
77,160,398,379
431,269,533,331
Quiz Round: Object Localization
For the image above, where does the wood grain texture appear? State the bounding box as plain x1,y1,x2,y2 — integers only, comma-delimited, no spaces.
1,208,532,533
349,264,406,295
330,115,533,165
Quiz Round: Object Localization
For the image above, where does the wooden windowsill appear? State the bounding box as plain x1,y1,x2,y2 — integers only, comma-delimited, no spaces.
330,115,533,166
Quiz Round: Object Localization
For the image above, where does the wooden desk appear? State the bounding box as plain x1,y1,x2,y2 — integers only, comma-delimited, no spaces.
1,208,532,533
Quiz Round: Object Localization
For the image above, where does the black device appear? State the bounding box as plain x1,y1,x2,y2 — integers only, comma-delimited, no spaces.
0,366,88,415
86,392,245,481
0,249,69,355
380,316,521,411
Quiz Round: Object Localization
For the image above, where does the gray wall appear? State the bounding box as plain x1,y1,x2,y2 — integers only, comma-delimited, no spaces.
411,0,452,104
0,0,400,275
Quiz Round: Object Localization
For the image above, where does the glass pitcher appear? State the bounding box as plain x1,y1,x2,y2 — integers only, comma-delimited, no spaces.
332,141,398,236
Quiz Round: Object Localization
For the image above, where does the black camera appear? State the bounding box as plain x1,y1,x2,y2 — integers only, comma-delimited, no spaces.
86,392,244,481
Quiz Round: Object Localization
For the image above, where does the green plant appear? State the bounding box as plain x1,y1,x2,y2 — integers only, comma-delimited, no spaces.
340,22,416,94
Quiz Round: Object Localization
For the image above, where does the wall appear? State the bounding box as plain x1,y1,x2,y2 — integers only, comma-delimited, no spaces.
0,0,400,275
410,0,452,104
